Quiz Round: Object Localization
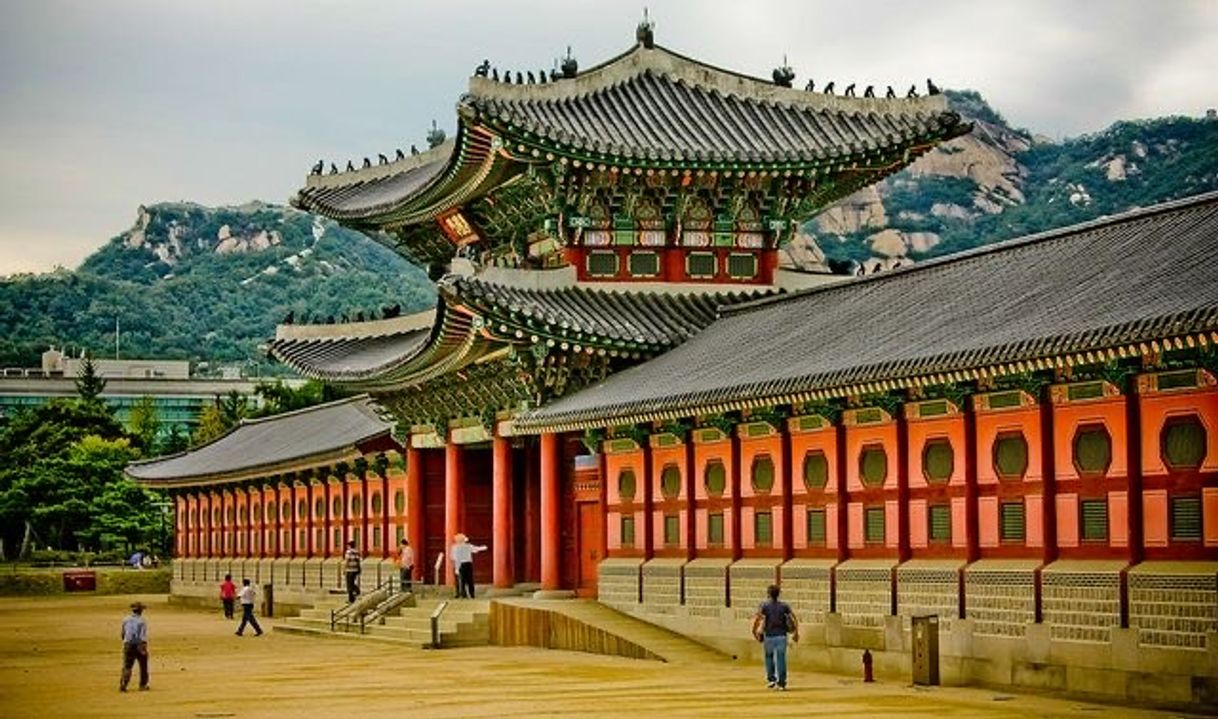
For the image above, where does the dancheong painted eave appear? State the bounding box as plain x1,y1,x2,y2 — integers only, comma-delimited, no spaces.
291,39,970,228
125,396,398,488
513,191,1218,433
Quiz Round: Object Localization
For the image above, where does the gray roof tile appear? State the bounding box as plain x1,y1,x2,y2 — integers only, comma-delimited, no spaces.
126,396,393,485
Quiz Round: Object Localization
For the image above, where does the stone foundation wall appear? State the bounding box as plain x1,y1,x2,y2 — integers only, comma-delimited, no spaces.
593,557,1218,705
597,558,643,610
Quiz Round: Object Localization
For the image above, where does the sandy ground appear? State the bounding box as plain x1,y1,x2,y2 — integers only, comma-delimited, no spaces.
0,594,1202,718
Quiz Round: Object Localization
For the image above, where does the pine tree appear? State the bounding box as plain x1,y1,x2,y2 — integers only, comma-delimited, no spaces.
73,355,107,406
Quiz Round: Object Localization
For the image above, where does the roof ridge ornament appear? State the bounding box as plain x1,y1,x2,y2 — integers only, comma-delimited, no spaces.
636,8,655,48
426,119,446,149
772,54,795,88
561,46,578,78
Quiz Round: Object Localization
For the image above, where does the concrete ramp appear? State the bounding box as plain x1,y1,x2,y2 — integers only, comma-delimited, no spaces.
489,598,728,664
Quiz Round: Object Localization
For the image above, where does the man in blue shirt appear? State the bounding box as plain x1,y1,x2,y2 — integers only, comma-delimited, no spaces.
751,584,800,690
119,601,149,692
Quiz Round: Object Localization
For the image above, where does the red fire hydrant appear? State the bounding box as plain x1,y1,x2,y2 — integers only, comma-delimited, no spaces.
862,649,874,683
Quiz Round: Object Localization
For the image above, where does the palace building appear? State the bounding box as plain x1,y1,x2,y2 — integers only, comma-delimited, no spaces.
129,24,1218,703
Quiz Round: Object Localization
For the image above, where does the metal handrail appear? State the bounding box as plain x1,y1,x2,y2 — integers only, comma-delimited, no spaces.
430,600,449,649
332,575,401,632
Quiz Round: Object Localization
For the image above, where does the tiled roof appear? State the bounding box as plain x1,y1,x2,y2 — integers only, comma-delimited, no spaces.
294,148,451,220
448,276,768,349
465,47,968,164
267,273,772,390
515,192,1218,432
292,43,968,226
268,328,432,382
126,396,394,486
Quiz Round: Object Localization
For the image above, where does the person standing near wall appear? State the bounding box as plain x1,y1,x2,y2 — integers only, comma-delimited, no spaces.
234,579,264,637
450,533,487,599
219,574,236,620
751,584,799,691
397,538,414,593
343,540,362,603
119,601,149,692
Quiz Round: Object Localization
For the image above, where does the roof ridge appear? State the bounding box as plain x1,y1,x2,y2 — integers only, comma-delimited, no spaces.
721,190,1218,318
238,393,373,426
466,43,950,116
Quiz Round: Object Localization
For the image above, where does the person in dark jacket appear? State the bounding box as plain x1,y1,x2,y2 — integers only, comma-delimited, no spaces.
751,584,800,690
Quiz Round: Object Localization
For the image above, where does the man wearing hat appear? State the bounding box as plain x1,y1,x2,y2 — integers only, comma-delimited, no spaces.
119,601,149,692
450,533,487,599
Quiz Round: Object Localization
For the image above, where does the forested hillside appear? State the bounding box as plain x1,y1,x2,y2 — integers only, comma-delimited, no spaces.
802,92,1218,267
0,203,434,369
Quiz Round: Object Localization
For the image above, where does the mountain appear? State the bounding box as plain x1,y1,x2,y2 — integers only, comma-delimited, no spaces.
792,91,1218,269
3,92,1216,369
0,202,434,369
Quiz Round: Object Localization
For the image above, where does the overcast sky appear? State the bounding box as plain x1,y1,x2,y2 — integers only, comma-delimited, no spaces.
1,0,1215,275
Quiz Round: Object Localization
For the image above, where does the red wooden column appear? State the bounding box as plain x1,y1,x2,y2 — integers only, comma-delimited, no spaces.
380,465,391,560
444,435,463,587
405,443,424,583
540,432,561,591
492,431,514,589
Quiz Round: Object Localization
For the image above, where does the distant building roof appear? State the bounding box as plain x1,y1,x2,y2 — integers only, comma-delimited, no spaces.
126,395,397,487
515,191,1218,432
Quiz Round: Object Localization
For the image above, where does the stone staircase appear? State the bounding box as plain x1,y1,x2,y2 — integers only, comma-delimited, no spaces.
276,593,490,649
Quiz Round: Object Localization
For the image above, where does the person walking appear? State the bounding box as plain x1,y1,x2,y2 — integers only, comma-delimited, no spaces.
343,540,362,603
751,584,799,690
450,532,487,599
234,578,264,637
397,538,414,593
219,573,236,620
119,601,150,692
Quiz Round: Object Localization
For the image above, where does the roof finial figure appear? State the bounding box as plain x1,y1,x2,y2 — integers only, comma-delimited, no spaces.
636,7,655,48
474,59,490,77
491,67,499,81
515,71,524,85
362,157,372,169
539,68,548,84
378,153,388,165
907,84,919,98
346,160,355,172
311,160,324,175
885,85,896,99
550,59,561,82
427,120,446,149
927,77,941,95
771,54,795,88
804,79,815,92
395,148,405,160
329,162,339,174
823,81,835,95
561,46,578,78
411,145,419,155
844,83,856,97
527,70,535,84
863,85,875,98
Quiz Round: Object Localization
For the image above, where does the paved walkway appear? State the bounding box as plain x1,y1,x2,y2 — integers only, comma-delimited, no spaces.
0,595,1204,718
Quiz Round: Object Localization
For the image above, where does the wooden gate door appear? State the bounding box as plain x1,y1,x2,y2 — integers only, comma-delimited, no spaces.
576,501,601,597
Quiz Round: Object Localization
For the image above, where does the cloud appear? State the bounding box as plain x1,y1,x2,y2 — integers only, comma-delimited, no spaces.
0,0,1215,273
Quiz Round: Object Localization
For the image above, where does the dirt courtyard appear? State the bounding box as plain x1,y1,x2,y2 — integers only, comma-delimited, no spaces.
0,594,1200,718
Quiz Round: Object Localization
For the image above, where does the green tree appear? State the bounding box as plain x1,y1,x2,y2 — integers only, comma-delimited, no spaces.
128,396,160,454
192,403,228,446
74,355,107,406
0,400,167,557
252,379,343,417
